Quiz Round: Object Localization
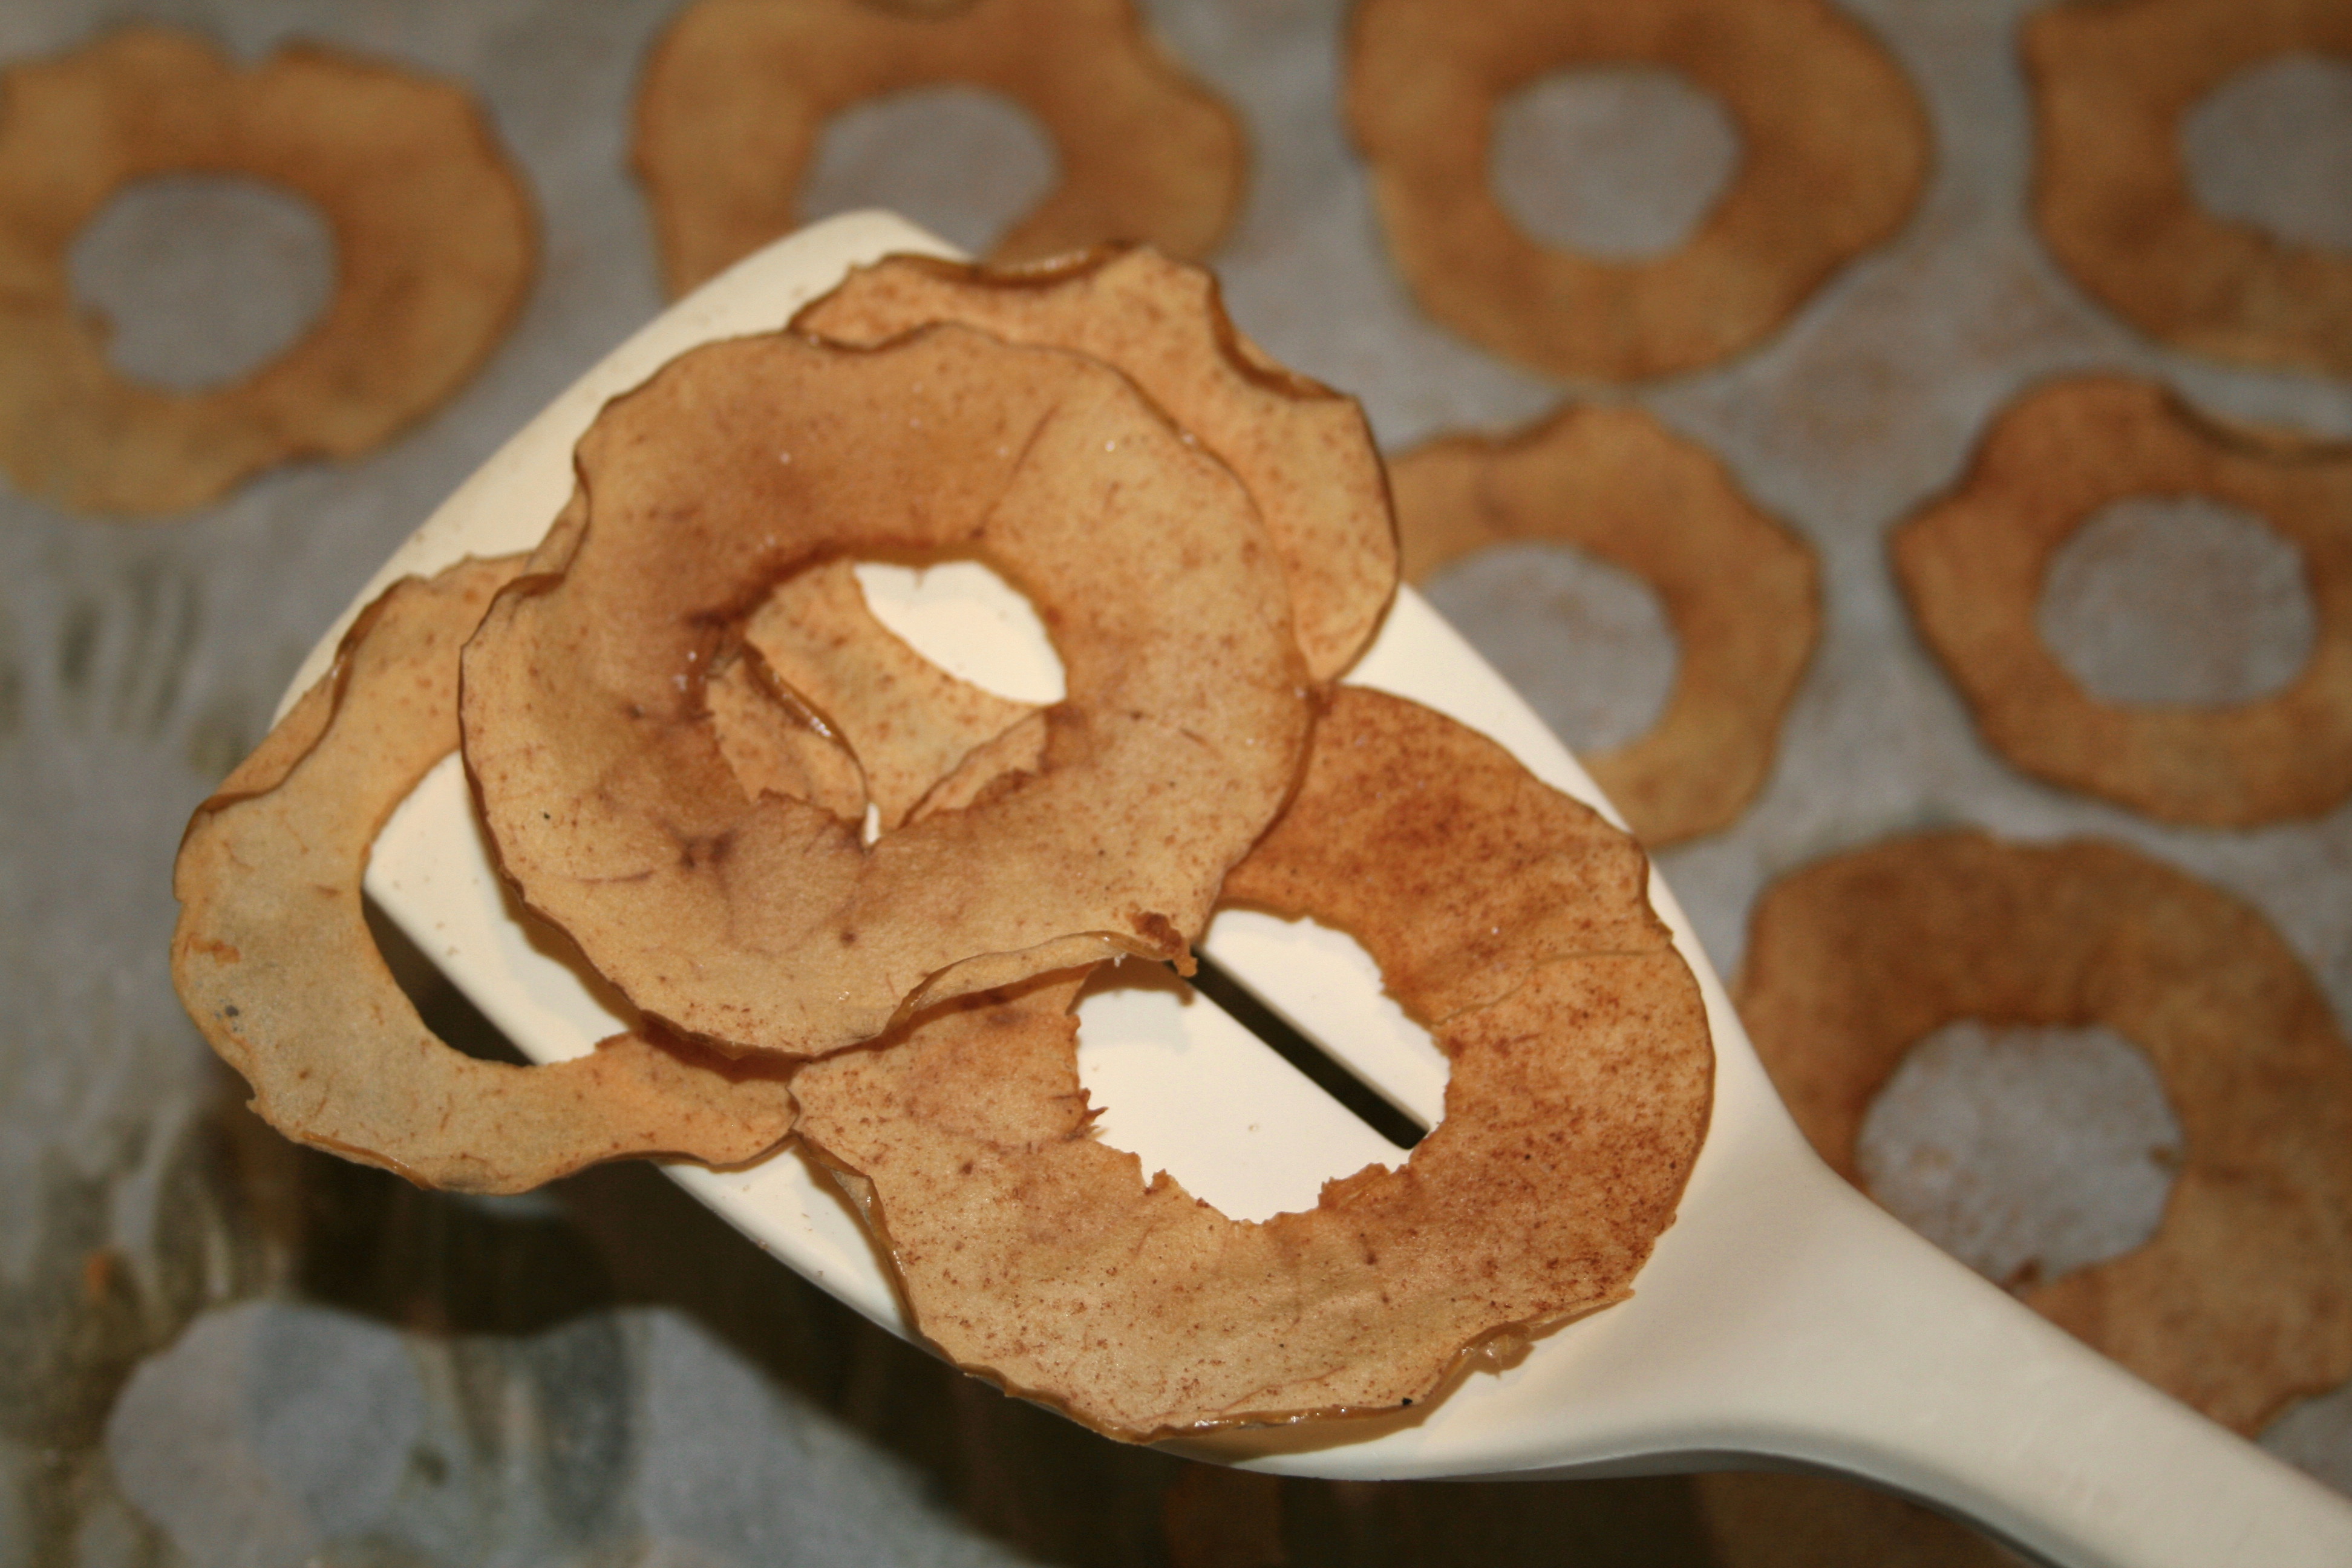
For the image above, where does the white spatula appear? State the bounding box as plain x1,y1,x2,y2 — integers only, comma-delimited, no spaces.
298,212,2352,1568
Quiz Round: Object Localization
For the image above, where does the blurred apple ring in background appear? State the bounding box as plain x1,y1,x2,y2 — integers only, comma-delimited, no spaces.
1736,829,2352,1435
1895,376,2352,827
1389,403,1820,845
1346,0,1928,381
0,26,535,516
2025,0,2352,378
633,0,1244,297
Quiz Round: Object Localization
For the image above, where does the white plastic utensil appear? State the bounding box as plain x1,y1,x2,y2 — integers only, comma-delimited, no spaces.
308,213,2352,1568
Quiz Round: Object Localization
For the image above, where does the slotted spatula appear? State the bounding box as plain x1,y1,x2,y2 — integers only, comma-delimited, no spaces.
296,212,2352,1568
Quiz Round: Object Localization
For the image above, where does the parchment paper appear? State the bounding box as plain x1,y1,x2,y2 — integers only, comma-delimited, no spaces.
1,1,2345,1561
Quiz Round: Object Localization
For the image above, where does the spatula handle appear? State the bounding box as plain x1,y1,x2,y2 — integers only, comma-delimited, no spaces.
1672,1171,2352,1568
1206,1137,2352,1568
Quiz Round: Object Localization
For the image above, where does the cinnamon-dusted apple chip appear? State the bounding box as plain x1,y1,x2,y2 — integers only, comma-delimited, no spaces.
1345,0,1928,381
2025,0,2352,379
460,324,1311,1058
794,247,1397,680
171,558,798,1194
1737,829,2352,1434
0,26,535,515
1893,376,2352,826
793,688,1712,1440
1390,402,1818,846
633,0,1244,294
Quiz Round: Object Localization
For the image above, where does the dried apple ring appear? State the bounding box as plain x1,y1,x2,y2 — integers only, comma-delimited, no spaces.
0,26,535,516
2025,0,2352,377
1735,830,2352,1435
171,558,799,1194
1345,0,1929,381
1894,376,2352,826
792,688,1713,1440
793,247,1397,681
632,0,1245,298
460,324,1310,1059
1389,403,1819,845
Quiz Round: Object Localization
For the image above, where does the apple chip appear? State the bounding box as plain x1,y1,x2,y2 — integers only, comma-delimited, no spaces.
633,0,1244,294
171,558,799,1193
0,26,534,515
1737,829,2352,1435
2025,0,2352,379
793,688,1713,1439
1893,375,2352,827
460,324,1310,1058
794,247,1398,680
1390,403,1819,846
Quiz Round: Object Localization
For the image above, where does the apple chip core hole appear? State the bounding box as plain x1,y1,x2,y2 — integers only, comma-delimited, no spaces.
851,558,1065,705
1490,66,1741,260
1857,1019,2182,1292
2038,494,2314,707
1076,916,1446,1225
361,896,526,1067
70,173,337,391
802,85,1060,258
2182,53,2352,253
1423,540,1679,753
1071,969,1411,1226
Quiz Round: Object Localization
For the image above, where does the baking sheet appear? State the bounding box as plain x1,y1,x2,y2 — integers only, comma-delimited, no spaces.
1,0,2346,1561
